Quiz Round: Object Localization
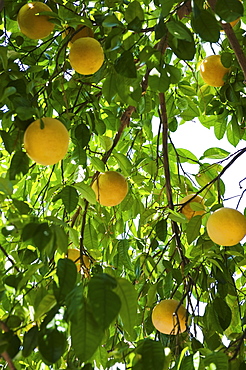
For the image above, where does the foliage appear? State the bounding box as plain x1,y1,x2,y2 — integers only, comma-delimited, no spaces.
0,0,246,369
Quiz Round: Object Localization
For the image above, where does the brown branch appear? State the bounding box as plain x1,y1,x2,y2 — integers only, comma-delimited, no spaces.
159,93,187,264
159,93,173,210
156,34,187,262
0,321,17,370
222,23,246,82
101,106,136,165
208,0,246,82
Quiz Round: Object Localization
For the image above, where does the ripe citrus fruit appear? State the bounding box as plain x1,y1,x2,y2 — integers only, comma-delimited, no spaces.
206,207,246,246
24,117,69,166
199,55,230,87
67,248,90,272
63,25,94,48
69,37,104,75
152,299,187,335
17,2,55,40
91,171,128,207
180,194,205,220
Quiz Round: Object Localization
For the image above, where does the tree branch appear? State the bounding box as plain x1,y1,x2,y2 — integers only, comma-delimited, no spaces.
208,0,246,82
221,23,246,82
159,93,187,263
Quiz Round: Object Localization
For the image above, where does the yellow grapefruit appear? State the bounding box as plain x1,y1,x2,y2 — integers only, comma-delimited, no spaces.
91,171,128,206
200,55,230,87
152,299,187,335
24,117,69,166
180,194,205,220
17,2,55,40
206,207,246,246
69,37,104,75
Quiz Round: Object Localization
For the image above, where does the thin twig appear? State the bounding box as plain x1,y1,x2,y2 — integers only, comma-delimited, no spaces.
0,245,20,273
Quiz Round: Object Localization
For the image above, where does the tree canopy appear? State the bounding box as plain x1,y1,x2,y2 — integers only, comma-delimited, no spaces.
0,0,246,369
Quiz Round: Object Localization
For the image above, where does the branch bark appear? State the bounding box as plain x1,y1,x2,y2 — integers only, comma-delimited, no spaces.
208,0,246,82
159,93,187,263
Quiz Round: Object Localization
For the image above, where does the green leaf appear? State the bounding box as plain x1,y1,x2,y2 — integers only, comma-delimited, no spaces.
155,219,167,242
38,328,66,364
166,65,182,84
161,0,176,17
186,216,202,244
102,14,124,27
90,157,105,172
83,223,98,251
74,124,91,148
22,326,39,357
56,258,77,302
12,199,31,214
32,223,53,251
191,9,220,42
167,20,193,42
178,83,196,96
204,351,228,370
113,152,132,176
168,34,195,60
117,240,134,271
133,339,165,370
180,99,200,120
201,147,230,159
60,186,79,213
215,0,243,22
53,225,68,254
125,1,144,24
214,119,227,140
9,150,29,180
71,302,104,363
114,51,137,78
3,331,21,360
102,72,117,103
226,117,243,147
34,294,57,321
114,277,138,339
175,148,198,164
213,297,232,330
74,182,96,204
0,177,13,195
0,46,8,70
88,273,121,330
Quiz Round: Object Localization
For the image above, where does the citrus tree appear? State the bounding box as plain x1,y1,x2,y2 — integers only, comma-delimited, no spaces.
0,0,246,369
